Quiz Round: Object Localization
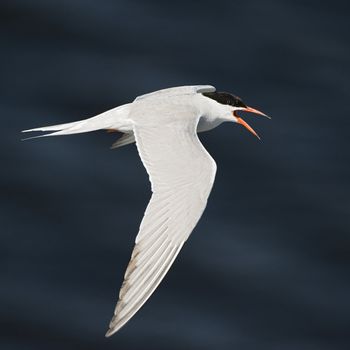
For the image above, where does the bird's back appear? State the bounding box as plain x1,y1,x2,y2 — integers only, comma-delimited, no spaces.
135,85,215,102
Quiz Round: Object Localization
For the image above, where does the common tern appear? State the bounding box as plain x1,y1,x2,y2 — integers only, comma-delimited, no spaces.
22,85,269,336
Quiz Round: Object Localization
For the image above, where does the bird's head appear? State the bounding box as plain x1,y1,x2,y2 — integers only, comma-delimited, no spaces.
202,91,270,139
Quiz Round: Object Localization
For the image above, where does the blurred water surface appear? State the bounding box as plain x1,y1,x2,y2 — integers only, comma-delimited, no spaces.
1,1,350,349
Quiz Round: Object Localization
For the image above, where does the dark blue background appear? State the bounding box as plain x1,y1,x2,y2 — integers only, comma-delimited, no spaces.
1,1,349,349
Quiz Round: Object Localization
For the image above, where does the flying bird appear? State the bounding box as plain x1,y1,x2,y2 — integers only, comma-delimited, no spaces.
22,85,269,336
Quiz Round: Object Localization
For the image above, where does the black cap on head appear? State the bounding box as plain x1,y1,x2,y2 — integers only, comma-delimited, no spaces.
202,91,247,108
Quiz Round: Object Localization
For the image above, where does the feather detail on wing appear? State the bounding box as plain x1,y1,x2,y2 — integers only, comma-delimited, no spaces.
106,111,217,336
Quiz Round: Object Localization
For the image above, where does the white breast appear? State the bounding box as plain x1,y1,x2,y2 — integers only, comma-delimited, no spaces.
197,118,224,132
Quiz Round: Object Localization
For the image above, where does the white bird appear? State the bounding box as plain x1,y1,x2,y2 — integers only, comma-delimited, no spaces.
22,85,269,336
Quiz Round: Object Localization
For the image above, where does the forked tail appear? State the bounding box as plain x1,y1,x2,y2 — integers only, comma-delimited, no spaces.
22,103,131,140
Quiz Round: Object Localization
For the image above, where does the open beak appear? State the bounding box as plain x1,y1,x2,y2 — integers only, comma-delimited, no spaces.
243,106,270,119
233,106,270,140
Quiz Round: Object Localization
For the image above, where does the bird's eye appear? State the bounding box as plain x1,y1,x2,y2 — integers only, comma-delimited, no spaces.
235,99,246,108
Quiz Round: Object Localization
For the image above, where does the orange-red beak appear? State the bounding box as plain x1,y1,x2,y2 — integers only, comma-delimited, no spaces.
233,106,270,140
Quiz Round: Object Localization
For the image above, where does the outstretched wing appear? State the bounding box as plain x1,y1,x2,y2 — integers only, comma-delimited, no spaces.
106,108,217,336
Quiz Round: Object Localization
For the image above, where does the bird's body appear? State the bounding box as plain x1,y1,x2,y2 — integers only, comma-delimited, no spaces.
22,85,268,336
